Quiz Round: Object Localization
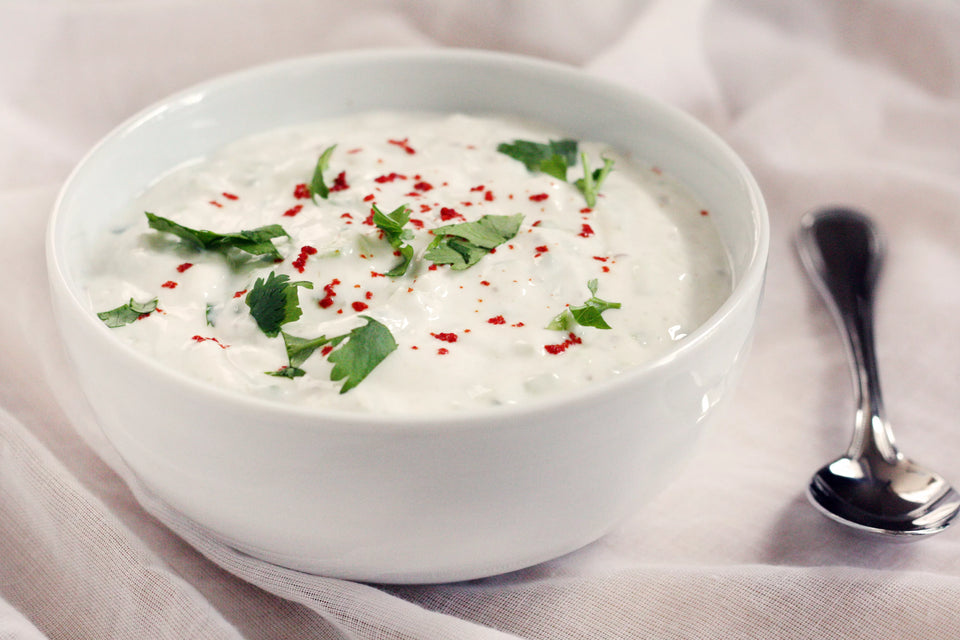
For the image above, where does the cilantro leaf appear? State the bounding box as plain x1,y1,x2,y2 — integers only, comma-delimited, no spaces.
309,145,337,201
425,214,523,270
266,331,342,378
245,271,313,337
327,316,398,394
497,139,578,180
267,365,306,379
372,203,415,277
284,331,341,369
547,279,621,331
145,212,288,260
574,153,615,208
97,297,158,328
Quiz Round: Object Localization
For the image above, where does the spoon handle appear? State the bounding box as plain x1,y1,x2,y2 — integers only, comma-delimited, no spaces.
797,207,899,462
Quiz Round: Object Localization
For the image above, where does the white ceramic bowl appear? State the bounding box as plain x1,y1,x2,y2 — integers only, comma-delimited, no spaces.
47,49,768,583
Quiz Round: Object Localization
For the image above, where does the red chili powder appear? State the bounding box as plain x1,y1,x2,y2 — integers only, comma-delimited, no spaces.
292,245,318,273
388,138,416,154
544,332,582,355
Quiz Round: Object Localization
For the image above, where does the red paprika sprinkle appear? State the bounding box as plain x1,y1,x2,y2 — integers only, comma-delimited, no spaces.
388,137,416,154
283,204,303,217
534,245,549,257
437,348,449,355
351,301,369,312
593,256,608,262
374,172,406,183
176,262,193,273
321,345,334,356
365,291,373,300
529,193,549,202
161,280,178,289
413,181,433,192
487,315,506,325
209,200,222,208
292,245,318,273
222,192,239,200
484,190,494,201
192,335,229,349
544,332,582,355
579,224,595,238
470,185,485,192
363,194,376,202
318,278,341,309
293,183,311,199
419,204,432,213
439,207,464,221
480,280,491,286
330,171,349,192
233,289,247,298
580,207,592,214
409,218,424,229
700,209,710,216
431,332,458,343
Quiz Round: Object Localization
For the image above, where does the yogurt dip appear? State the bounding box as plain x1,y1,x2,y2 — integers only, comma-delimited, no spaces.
82,111,731,413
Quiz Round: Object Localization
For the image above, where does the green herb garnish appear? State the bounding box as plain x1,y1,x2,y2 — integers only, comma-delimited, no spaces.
97,297,158,328
245,271,313,337
309,145,337,201
145,212,288,260
547,279,621,331
266,318,396,394
205,303,216,327
424,213,524,270
267,331,342,379
497,139,578,180
574,153,615,208
497,139,615,206
372,203,415,277
328,317,398,393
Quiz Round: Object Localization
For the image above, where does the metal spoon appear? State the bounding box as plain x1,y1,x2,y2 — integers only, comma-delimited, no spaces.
797,207,960,538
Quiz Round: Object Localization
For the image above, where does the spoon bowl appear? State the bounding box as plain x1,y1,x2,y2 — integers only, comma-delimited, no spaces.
798,207,960,538
809,455,960,537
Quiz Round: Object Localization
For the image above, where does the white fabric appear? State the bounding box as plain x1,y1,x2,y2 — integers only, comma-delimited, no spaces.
3,0,960,637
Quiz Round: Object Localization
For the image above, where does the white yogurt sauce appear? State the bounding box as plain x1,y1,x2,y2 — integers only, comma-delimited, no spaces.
82,111,731,413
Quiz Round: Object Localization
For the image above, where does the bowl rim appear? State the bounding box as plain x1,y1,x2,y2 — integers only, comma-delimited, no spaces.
47,47,769,433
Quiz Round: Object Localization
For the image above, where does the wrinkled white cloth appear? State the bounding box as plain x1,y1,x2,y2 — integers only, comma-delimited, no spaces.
3,0,960,638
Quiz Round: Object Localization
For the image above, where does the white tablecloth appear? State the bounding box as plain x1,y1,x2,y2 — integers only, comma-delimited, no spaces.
3,1,960,638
